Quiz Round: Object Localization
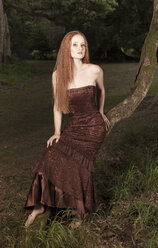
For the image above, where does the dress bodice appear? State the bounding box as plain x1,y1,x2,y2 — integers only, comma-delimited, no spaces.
68,85,98,114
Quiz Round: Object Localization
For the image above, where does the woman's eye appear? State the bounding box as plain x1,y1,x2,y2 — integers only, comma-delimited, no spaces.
73,43,77,46
81,44,85,47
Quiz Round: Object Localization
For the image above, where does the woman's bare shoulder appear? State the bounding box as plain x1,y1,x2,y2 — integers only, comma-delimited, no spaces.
52,70,57,86
85,63,102,74
52,70,57,79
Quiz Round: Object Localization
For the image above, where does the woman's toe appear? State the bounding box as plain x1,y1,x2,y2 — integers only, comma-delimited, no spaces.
25,214,35,228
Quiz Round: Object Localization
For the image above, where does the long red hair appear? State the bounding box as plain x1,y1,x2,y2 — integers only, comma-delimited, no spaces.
53,30,90,114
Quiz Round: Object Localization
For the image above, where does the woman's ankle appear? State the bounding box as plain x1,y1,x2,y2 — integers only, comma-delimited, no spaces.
34,203,44,210
31,204,44,217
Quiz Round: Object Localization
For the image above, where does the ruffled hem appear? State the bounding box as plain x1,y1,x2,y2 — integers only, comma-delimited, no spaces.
25,173,75,209
25,172,97,219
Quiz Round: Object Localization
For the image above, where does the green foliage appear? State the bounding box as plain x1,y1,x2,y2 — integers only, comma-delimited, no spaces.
4,0,154,60
114,0,153,58
5,0,117,59
146,231,158,248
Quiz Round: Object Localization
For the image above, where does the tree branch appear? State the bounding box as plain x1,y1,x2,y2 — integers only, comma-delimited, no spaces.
106,0,158,132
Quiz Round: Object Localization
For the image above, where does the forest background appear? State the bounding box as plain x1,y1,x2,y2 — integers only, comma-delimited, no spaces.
0,0,154,62
0,0,158,248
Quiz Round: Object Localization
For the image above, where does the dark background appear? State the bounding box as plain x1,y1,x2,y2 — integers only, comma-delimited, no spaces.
5,0,153,62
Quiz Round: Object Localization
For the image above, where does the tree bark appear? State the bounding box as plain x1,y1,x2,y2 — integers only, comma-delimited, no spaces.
106,0,158,132
0,0,11,64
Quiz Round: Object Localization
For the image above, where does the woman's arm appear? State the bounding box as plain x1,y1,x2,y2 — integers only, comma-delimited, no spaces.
47,71,62,147
53,104,62,135
96,66,110,130
96,67,105,115
53,71,62,135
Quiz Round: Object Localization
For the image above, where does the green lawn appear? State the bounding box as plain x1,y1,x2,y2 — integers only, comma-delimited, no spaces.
0,60,158,248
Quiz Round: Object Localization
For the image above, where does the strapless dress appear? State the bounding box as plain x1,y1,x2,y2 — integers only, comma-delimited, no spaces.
25,85,107,218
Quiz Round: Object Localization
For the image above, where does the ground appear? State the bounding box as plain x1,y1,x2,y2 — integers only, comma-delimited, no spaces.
0,60,158,248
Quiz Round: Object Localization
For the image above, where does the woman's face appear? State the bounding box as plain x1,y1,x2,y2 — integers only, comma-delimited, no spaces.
71,34,86,59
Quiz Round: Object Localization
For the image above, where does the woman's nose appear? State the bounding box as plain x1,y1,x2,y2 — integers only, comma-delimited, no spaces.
78,45,83,50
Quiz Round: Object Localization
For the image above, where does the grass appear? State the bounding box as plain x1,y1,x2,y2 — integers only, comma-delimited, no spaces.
0,60,36,86
23,211,101,248
0,60,158,247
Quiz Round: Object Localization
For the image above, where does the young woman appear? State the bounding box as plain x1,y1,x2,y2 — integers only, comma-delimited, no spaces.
25,30,110,228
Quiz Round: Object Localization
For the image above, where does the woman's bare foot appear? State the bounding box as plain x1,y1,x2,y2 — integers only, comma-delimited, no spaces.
25,204,45,228
25,213,36,228
69,219,82,229
74,221,82,228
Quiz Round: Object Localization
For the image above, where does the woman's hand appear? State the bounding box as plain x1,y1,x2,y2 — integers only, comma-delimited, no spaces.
100,113,110,131
47,134,60,148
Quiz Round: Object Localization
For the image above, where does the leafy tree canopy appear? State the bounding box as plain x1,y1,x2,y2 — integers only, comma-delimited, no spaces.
4,0,153,60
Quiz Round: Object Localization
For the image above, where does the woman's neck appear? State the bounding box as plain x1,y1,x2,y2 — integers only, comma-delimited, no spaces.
73,59,84,73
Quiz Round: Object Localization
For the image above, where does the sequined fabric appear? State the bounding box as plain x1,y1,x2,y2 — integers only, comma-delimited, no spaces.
25,85,107,218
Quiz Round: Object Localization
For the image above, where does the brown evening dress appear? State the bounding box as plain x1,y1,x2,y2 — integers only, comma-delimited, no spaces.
25,85,106,219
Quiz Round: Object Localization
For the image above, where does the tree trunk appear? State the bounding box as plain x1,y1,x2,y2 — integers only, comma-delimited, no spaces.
0,0,11,64
106,0,158,132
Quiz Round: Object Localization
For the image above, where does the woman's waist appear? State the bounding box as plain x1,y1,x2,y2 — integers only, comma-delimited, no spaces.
69,104,98,115
64,110,106,132
69,109,99,117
